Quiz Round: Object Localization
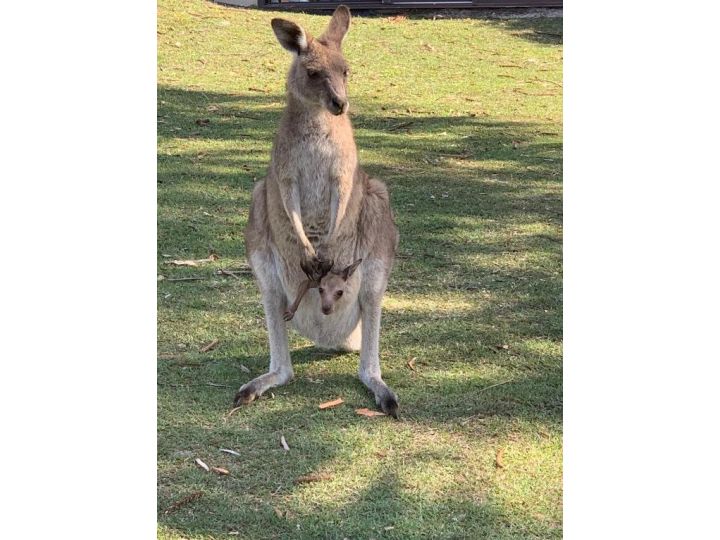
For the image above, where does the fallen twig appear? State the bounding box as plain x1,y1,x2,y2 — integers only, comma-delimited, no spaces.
296,473,333,483
168,254,219,267
387,121,414,131
199,339,220,353
232,113,260,120
280,435,290,451
166,276,204,282
164,491,204,514
206,382,231,388
217,269,240,280
531,77,562,88
220,448,241,457
406,357,417,371
225,407,243,420
195,458,210,472
513,88,558,97
479,380,513,393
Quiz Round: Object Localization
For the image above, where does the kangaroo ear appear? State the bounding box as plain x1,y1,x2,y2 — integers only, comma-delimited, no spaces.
321,5,350,46
271,19,309,55
341,258,362,280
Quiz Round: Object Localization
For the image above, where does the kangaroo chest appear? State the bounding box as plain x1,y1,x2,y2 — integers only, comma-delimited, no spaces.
287,132,339,245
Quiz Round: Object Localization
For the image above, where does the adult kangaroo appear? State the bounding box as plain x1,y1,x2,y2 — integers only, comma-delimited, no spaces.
235,6,400,417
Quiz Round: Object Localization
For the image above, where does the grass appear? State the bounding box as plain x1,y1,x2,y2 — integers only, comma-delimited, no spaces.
158,1,562,538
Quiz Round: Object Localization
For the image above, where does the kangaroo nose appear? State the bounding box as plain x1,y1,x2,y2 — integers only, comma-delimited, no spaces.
322,306,331,315
330,97,346,115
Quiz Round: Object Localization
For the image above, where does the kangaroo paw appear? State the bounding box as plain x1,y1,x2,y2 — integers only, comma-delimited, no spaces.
233,384,259,406
380,394,399,419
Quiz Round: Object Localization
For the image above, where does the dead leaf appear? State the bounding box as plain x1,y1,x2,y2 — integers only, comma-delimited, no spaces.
296,473,333,483
219,448,241,457
195,458,210,472
164,491,203,514
211,466,230,475
206,104,220,112
195,118,210,126
406,357,417,371
318,398,344,410
240,364,251,373
355,408,386,417
199,339,219,353
495,448,505,469
273,507,284,518
374,451,387,459
494,344,510,351
280,435,290,451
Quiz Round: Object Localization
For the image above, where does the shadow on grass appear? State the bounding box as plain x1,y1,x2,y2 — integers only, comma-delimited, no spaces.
159,350,560,538
158,84,561,537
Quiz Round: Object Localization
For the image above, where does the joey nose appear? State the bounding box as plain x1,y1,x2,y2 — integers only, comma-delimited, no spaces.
322,306,331,315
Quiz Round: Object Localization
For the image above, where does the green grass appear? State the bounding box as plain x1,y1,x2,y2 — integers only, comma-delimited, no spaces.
158,1,562,538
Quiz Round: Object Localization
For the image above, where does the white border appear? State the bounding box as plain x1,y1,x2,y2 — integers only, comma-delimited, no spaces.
565,1,720,537
1,1,157,537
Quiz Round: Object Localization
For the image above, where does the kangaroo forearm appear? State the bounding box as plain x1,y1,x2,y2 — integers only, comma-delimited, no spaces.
278,179,315,255
289,280,312,313
325,180,352,244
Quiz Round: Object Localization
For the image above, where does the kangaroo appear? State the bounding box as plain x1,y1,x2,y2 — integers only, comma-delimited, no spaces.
236,5,400,418
283,259,363,321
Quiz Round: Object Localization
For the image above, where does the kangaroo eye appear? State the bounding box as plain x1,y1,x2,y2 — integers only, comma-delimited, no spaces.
343,69,349,77
307,70,319,79
336,290,343,297
318,287,324,293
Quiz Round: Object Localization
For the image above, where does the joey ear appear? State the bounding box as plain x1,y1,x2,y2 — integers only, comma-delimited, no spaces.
271,18,309,55
341,258,362,280
321,5,350,46
319,258,334,276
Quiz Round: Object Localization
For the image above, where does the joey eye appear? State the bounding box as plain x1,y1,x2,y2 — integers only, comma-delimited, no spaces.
343,69,349,77
307,70,319,79
336,290,343,297
318,287,324,293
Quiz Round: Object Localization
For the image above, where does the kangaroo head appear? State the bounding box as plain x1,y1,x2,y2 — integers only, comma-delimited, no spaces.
318,258,362,315
271,6,351,116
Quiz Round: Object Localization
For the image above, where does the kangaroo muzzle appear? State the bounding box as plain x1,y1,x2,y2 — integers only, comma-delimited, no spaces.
328,95,348,115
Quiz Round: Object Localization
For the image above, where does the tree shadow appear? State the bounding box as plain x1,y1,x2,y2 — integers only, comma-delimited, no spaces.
158,82,562,537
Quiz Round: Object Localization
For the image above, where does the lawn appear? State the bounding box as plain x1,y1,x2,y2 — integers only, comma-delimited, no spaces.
158,1,562,538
